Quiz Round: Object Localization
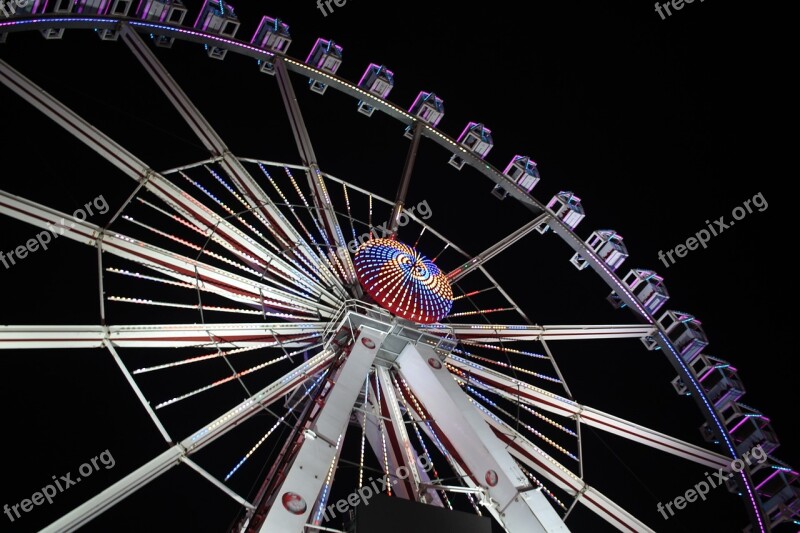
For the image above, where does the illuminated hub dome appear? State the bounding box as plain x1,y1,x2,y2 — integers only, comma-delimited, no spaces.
354,238,453,324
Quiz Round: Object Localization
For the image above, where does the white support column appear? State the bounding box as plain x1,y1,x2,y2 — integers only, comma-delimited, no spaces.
398,343,570,533
371,366,425,501
257,327,386,532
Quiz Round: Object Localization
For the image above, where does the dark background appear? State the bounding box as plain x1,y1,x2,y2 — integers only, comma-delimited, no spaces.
355,493,492,533
0,1,793,532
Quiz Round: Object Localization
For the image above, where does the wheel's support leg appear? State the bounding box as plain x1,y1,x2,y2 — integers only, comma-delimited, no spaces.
252,327,385,532
360,367,427,502
398,342,570,533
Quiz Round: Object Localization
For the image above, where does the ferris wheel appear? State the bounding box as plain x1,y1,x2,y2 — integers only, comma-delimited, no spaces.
0,2,797,533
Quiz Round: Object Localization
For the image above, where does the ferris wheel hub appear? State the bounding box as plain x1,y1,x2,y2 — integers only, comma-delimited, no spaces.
354,238,453,324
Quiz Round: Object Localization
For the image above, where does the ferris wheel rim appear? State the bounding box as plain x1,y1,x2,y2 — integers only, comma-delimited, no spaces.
0,13,776,533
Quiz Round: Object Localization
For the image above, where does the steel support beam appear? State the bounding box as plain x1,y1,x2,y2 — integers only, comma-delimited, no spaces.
0,190,335,317
257,327,385,531
398,342,569,533
0,58,340,308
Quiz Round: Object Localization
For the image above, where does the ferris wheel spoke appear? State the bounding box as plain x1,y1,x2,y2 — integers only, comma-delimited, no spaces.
388,121,424,237
226,372,334,489
0,57,152,183
257,164,351,290
0,189,335,317
119,24,227,155
0,323,326,352
133,336,323,375
447,357,731,470
110,323,324,348
175,169,341,304
105,230,327,317
440,323,656,342
453,351,561,389
102,339,173,443
447,213,550,283
127,181,338,305
107,208,322,306
274,58,359,292
106,266,326,319
0,325,107,350
181,457,256,512
154,344,327,409
461,383,578,465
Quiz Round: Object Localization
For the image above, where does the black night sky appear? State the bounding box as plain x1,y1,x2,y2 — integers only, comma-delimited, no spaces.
0,1,794,532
